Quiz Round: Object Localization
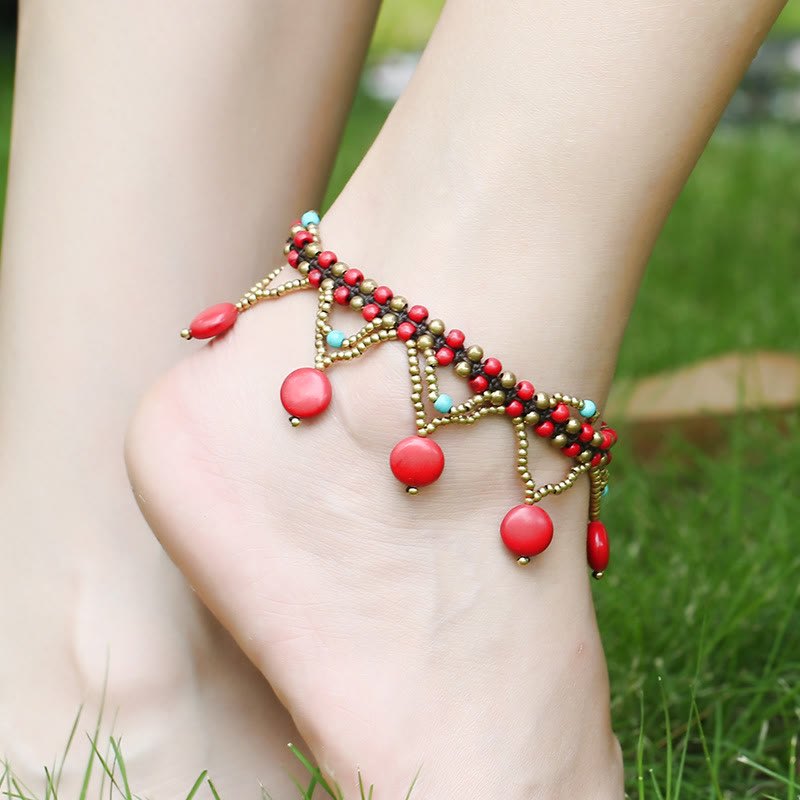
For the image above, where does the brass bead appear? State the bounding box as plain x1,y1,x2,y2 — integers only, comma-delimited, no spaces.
455,361,472,378
552,433,568,448
330,262,346,277
500,371,517,389
180,328,192,340
290,225,303,235
466,345,484,362
360,278,377,295
417,334,434,350
320,278,335,291
490,390,506,405
381,313,398,328
390,296,407,312
406,486,420,496
535,392,550,410
524,411,540,425
283,243,292,255
591,432,604,448
517,557,531,566
289,416,301,427
379,330,389,339
298,263,310,276
566,418,582,435
428,318,445,335
304,243,321,258
350,296,365,310
593,571,604,581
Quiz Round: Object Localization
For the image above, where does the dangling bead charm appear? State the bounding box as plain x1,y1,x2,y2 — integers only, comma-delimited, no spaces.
280,368,332,421
500,505,554,561
390,436,445,490
185,303,239,340
587,520,610,578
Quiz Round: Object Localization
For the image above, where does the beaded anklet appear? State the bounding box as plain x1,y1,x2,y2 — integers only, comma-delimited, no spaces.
181,211,617,578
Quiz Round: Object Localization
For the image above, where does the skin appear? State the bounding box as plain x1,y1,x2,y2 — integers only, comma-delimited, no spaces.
3,0,788,798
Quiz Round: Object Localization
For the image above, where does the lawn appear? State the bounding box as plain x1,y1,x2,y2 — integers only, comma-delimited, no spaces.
1,5,800,799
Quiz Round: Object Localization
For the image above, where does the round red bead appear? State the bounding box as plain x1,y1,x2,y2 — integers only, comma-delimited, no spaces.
469,375,489,393
591,453,603,467
343,269,363,287
280,368,332,419
373,286,393,304
587,520,610,572
506,400,524,417
333,286,350,305
483,358,503,377
362,303,381,321
604,428,618,446
535,421,554,437
516,381,535,401
445,329,466,349
500,505,554,558
397,322,416,341
408,305,428,323
578,423,594,443
563,442,582,457
189,302,239,339
600,431,614,450
287,250,300,268
390,436,445,488
318,251,337,268
551,403,570,423
293,230,313,248
436,347,455,366
308,269,323,287
291,219,302,228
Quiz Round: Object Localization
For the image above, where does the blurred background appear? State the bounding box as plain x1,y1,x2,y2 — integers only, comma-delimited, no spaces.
0,1,798,797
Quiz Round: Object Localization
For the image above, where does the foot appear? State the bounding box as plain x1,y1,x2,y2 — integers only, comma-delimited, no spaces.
126,216,624,798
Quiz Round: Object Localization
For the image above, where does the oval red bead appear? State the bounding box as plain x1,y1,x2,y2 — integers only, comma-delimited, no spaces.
390,436,445,488
397,321,416,341
500,505,554,558
563,442,582,457
535,421,554,437
445,329,466,349
308,269,323,287
578,423,595,443
293,230,313,248
551,403,570,423
333,286,350,305
600,431,614,450
362,303,381,321
591,453,603,467
516,380,535,401
587,520,610,572
373,286,393,304
506,400,524,417
483,357,503,377
436,347,455,366
318,251,337,268
287,250,300,267
343,269,363,287
189,303,239,340
280,368,332,419
469,375,489,393
408,305,428,323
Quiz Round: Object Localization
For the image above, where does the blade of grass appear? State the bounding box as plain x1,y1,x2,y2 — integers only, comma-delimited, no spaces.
692,699,723,800
658,677,672,800
108,739,133,800
86,735,122,799
649,769,665,800
43,767,57,800
404,767,421,800
788,733,797,800
182,770,208,800
78,672,107,800
207,778,222,800
54,706,82,793
287,744,339,798
637,692,646,800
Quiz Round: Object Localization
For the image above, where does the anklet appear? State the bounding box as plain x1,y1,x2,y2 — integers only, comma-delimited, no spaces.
181,211,617,578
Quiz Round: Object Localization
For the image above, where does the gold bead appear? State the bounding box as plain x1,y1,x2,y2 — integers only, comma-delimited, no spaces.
381,313,398,328
593,571,604,581
466,345,484,362
490,390,506,405
390,296,407,312
455,361,472,378
290,225,303,235
500,371,517,389
517,557,531,566
591,432,604,448
360,278,377,295
535,392,550,410
379,330,389,339
552,433,568,448
566,418,581,435
406,486,419,496
304,243,321,258
330,262,346,277
417,334,434,350
180,328,192,340
290,416,301,427
524,411,540,425
320,278,335,290
298,263,310,276
428,318,445,335
283,243,292,255
350,296,364,310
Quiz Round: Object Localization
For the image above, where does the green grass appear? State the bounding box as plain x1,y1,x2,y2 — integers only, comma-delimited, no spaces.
2,10,800,800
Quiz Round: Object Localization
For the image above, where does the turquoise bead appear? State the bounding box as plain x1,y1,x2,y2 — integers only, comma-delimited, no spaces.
602,486,609,497
580,399,597,418
434,394,454,413
301,210,320,227
326,330,345,348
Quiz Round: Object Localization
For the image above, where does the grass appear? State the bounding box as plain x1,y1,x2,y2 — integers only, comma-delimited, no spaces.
1,8,800,800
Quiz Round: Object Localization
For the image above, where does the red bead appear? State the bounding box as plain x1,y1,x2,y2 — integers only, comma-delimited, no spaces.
362,303,381,321
308,269,323,287
280,368,332,419
516,380,535,401
591,453,603,467
587,521,610,573
506,400,524,417
436,347,455,366
293,230,313,248
535,421,554,437
318,251,337,268
343,269,363,287
600,431,614,450
500,505,554,558
189,303,239,339
563,443,581,457
445,329,465,349
483,358,503,377
551,403,570,423
287,250,300,268
397,322,416,341
578,423,594,443
469,375,489,393
291,219,302,228
605,451,613,464
333,286,350,305
408,305,428,323
390,436,445,488
373,286,393,304
604,428,618,446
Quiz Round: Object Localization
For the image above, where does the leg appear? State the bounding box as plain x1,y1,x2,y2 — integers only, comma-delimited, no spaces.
127,0,785,797
0,0,378,796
